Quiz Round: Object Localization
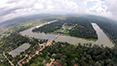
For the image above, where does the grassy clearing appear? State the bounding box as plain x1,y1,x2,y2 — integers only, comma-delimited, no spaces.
54,23,75,34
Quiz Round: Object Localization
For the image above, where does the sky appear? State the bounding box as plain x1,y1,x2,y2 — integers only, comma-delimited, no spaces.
0,0,117,22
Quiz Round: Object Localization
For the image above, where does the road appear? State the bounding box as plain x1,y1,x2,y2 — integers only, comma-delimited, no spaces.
3,52,14,66
51,29,65,42
46,32,63,46
47,59,55,66
39,43,45,51
50,34,61,43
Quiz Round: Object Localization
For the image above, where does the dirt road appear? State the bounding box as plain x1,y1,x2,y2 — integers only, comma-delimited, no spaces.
3,52,14,66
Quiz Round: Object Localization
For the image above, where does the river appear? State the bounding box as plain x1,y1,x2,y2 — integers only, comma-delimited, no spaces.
20,20,114,48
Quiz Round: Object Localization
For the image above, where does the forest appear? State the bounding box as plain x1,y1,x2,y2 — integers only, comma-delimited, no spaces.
69,21,97,39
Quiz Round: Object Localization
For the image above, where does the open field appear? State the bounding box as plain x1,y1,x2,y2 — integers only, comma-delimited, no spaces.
9,43,30,57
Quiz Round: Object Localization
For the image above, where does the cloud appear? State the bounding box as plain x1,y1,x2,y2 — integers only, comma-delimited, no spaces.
105,0,117,19
6,0,20,3
0,0,117,22
0,7,22,16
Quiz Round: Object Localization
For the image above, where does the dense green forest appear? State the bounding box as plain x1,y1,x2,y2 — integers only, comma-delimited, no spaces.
69,22,97,39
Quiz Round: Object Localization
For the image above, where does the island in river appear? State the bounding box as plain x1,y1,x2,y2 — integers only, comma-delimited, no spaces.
20,20,114,48
32,20,98,39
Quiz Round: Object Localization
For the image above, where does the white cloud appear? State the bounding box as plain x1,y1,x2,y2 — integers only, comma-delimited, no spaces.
105,0,117,19
83,0,110,16
34,3,43,10
0,0,117,22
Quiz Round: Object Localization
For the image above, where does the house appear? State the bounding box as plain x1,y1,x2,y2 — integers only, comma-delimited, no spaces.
62,27,65,29
52,53,56,57
0,59,3,62
68,27,72,29
42,60,46,64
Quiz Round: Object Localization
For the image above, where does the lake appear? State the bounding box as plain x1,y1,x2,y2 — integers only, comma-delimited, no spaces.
20,20,114,48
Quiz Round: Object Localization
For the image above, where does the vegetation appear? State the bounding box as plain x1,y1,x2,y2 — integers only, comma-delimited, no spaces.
0,33,30,66
22,54,50,66
33,18,98,39
0,18,45,40
69,22,97,39
41,42,117,66
0,14,65,39
54,23,75,34
0,32,48,66
0,14,117,66
66,16,117,44
0,33,29,53
0,16,56,66
32,20,64,33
